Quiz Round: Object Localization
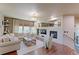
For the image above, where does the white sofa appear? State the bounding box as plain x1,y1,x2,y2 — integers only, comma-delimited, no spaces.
14,33,37,41
0,34,21,55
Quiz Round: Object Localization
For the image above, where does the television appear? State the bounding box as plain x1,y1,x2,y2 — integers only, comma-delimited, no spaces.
40,29,47,34
50,31,57,39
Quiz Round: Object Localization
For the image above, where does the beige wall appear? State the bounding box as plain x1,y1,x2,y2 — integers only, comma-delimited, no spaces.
0,14,4,36
63,16,75,49
75,18,79,27
63,16,74,39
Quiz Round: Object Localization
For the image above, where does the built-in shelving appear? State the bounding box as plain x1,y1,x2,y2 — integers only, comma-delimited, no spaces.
41,22,54,27
37,20,61,27
3,17,13,34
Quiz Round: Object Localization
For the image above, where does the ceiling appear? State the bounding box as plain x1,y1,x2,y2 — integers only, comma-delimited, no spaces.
0,3,79,21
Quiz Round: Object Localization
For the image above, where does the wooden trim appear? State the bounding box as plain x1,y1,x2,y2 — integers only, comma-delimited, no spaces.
3,50,17,55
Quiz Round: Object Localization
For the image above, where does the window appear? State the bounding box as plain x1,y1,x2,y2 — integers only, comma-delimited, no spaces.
14,26,36,34
23,26,30,33
31,27,37,34
14,26,23,33
18,26,23,33
14,26,19,33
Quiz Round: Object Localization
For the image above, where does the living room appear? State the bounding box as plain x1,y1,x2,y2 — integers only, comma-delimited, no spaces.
0,3,79,55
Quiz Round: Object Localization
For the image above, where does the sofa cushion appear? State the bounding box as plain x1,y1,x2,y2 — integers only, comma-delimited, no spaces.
3,38,10,42
0,35,10,42
9,36,19,41
0,38,2,43
0,40,20,47
0,34,20,43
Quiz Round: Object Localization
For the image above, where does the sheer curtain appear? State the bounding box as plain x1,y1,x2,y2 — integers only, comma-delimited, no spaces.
13,19,36,34
14,26,36,34
23,26,30,33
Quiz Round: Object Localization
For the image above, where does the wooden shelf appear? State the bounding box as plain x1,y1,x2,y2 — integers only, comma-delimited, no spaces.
39,22,54,27
3,17,13,34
